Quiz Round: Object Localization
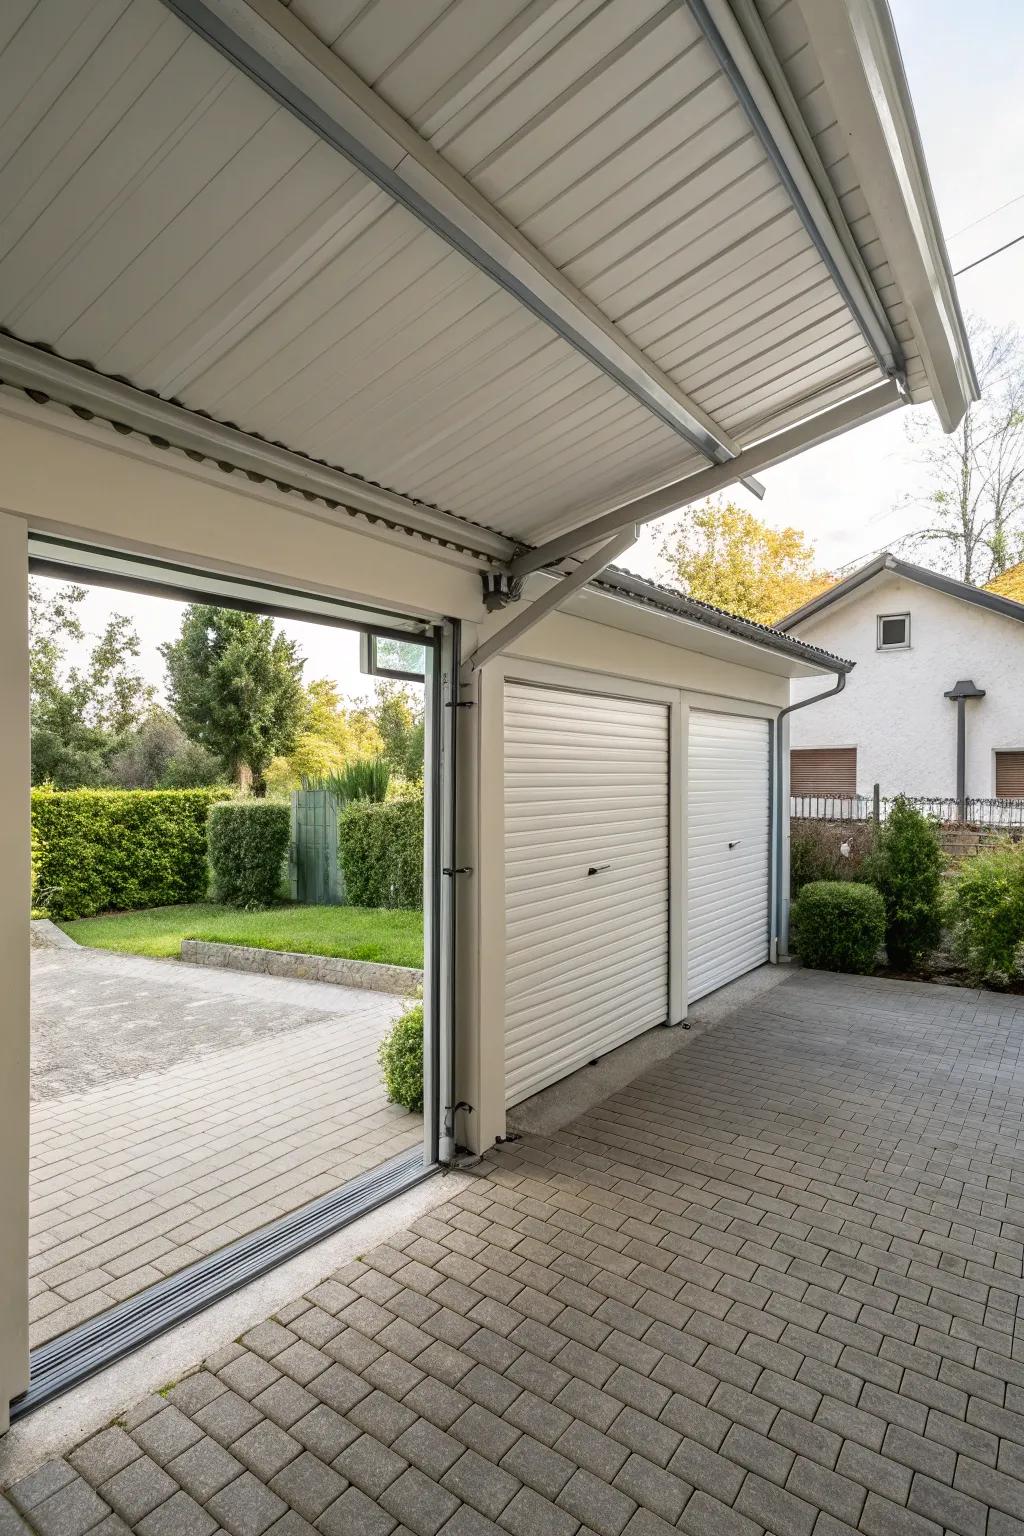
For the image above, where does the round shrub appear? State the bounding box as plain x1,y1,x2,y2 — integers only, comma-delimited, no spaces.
378,1000,423,1113
791,880,885,974
208,799,291,908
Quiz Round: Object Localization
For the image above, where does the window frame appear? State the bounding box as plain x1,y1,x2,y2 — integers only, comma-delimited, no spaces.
876,611,911,650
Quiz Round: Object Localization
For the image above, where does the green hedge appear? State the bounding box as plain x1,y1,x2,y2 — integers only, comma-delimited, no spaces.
339,794,424,909
208,800,292,908
791,880,885,974
32,788,221,920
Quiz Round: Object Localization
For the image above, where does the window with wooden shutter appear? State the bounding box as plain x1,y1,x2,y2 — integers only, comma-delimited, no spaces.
790,747,857,796
995,751,1024,798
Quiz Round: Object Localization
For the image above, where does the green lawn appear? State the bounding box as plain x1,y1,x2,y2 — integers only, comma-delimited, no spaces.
60,903,424,968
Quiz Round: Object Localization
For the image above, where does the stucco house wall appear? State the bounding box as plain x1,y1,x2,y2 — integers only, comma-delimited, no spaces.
789,572,1024,799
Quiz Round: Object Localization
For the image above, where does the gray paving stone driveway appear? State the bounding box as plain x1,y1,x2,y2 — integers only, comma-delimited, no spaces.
9,967,1024,1536
30,950,414,1345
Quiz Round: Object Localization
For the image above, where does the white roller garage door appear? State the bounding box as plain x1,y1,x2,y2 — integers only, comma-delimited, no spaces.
504,682,669,1106
687,710,770,1003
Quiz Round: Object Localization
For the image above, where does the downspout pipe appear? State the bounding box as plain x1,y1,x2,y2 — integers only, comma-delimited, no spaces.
772,669,848,957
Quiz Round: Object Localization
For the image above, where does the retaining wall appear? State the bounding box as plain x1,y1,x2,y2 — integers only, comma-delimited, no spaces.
180,939,422,996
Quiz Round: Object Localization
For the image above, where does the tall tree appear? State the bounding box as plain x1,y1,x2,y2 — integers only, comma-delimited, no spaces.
29,579,154,787
371,682,425,781
264,679,384,793
161,606,305,793
105,707,224,790
657,500,834,625
903,319,1024,583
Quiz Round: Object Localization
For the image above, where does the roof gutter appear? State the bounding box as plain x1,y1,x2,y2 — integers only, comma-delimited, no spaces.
772,669,848,957
594,566,856,675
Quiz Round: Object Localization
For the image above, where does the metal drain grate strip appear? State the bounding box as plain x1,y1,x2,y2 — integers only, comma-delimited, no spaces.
14,1147,432,1418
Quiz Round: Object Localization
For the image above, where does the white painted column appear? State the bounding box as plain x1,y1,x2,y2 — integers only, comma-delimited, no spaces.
454,660,506,1153
0,510,30,1432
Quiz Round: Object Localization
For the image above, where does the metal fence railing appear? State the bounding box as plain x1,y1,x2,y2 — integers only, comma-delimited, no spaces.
790,793,1024,828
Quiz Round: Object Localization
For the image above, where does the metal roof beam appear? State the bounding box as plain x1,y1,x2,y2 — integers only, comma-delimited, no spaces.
161,0,762,485
509,379,904,578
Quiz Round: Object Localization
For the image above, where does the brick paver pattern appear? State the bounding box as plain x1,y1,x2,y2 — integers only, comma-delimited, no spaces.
9,968,1024,1536
31,985,417,1346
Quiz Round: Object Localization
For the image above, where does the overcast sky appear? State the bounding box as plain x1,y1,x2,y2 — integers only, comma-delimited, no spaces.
40,0,1021,699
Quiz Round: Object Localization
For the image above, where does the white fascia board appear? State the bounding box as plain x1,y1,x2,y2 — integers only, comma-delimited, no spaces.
793,0,977,431
163,0,750,473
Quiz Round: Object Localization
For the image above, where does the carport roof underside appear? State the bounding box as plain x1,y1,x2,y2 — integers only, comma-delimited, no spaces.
0,1,973,611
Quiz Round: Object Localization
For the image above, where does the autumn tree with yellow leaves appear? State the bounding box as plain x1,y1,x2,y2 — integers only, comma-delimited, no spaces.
657,499,834,626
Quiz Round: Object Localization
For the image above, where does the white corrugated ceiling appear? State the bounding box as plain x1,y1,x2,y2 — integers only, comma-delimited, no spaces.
0,0,944,548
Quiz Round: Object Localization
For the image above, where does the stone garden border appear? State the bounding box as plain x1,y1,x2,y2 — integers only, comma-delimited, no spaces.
180,938,422,995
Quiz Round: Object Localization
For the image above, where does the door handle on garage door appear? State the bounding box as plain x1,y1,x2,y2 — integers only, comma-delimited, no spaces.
728,840,741,848
587,864,611,875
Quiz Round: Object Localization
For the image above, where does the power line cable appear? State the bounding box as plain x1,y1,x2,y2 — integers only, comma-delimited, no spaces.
947,191,1024,240
954,232,1024,276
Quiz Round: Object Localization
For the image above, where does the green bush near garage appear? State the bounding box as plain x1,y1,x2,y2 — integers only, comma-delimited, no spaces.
339,794,424,909
378,998,424,1113
945,838,1024,984
32,787,220,920
863,796,944,970
791,880,886,974
207,799,291,908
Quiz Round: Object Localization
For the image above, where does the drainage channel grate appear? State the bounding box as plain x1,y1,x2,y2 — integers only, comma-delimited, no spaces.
14,1146,433,1418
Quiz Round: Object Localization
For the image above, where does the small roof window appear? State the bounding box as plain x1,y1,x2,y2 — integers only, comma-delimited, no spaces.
877,613,910,649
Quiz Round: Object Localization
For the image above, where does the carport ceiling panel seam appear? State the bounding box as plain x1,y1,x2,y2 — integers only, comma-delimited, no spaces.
159,0,763,480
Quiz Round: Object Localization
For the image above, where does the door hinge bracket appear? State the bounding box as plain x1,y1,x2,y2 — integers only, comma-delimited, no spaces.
442,866,473,876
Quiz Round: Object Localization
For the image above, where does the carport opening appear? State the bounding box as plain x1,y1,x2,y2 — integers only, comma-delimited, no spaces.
24,538,450,1405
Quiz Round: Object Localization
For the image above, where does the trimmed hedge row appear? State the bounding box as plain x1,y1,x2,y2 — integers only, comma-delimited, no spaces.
339,794,424,909
208,800,291,908
32,788,223,920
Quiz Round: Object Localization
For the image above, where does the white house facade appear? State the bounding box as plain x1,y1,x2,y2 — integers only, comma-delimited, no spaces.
781,556,1024,802
0,0,975,1431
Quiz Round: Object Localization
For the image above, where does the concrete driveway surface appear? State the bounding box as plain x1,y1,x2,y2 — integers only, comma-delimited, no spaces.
10,967,1024,1536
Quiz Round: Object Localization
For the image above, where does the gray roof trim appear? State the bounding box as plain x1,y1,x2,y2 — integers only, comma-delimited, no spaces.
778,553,1024,630
595,565,854,672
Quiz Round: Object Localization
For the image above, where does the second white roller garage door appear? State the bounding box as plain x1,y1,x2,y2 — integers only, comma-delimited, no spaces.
687,709,771,1002
504,681,670,1105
